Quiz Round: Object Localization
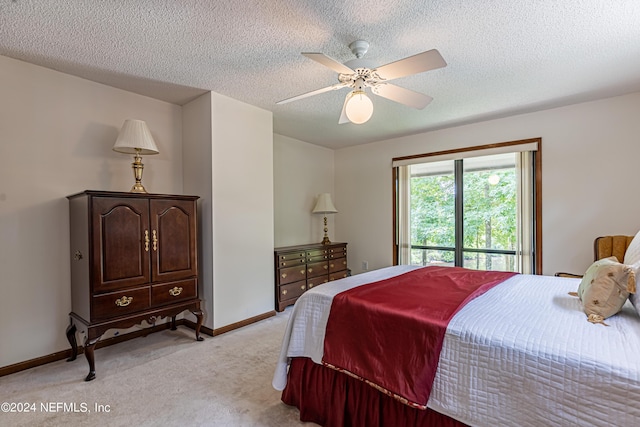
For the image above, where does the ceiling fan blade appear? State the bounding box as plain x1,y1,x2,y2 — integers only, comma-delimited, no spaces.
302,53,355,75
374,49,446,81
371,83,433,109
276,82,349,105
338,92,350,124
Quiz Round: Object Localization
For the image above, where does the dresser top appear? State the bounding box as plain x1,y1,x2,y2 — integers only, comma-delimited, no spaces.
275,242,347,252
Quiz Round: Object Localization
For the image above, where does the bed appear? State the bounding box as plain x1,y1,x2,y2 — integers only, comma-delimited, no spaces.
272,265,640,427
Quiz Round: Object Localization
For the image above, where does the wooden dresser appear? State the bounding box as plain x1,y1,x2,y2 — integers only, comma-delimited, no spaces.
274,242,348,312
66,190,203,381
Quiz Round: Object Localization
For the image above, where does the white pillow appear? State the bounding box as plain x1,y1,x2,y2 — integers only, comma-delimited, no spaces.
630,260,640,317
623,230,640,265
630,292,639,314
624,231,640,318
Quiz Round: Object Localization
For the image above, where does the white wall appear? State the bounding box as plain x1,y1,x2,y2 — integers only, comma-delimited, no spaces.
335,92,640,277
183,92,274,329
182,93,214,326
0,55,183,368
273,134,335,247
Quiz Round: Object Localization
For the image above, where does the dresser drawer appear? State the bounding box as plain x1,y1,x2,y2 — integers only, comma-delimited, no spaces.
329,257,348,273
307,249,329,263
329,271,349,281
92,286,150,320
151,279,197,306
278,265,307,285
328,249,347,259
307,276,328,290
307,261,329,279
277,251,307,268
279,280,306,302
275,243,347,312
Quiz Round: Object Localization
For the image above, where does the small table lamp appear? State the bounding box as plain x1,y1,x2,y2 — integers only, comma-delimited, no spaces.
112,119,159,193
312,193,338,245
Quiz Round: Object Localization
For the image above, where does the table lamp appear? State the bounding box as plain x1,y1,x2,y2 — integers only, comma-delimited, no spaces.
112,119,159,193
312,193,338,245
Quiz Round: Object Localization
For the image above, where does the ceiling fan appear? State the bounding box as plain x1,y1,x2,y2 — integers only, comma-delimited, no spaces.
276,40,447,124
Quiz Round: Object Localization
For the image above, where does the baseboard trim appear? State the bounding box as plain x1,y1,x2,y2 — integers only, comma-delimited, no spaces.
0,321,180,378
211,310,276,336
1,311,277,378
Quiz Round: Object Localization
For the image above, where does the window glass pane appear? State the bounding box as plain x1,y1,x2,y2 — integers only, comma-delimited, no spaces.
463,153,517,257
410,160,455,248
411,248,455,267
463,252,517,272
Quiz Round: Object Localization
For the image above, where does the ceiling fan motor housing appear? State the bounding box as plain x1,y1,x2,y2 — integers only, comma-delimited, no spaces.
349,40,369,58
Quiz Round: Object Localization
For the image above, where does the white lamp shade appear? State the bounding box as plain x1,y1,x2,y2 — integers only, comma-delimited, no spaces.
312,193,338,214
112,119,159,155
345,91,373,124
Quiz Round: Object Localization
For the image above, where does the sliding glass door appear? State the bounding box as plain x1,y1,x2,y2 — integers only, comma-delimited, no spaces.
461,153,517,271
394,140,539,274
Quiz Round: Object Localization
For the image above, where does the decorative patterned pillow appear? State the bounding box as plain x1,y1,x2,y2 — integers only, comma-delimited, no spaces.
575,257,636,325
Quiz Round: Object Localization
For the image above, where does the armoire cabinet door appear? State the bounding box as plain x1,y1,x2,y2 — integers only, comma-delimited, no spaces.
149,199,197,282
91,197,151,292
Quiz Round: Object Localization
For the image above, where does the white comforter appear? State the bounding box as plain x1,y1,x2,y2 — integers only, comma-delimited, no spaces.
273,266,640,427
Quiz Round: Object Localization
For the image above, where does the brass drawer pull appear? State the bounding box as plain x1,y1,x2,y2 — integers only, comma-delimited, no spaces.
300,285,305,290
169,286,183,297
308,283,314,289
324,265,328,270
308,268,313,273
343,260,347,265
144,230,150,252
330,263,334,268
281,273,287,279
282,289,288,295
152,230,158,251
300,270,305,275
115,296,133,307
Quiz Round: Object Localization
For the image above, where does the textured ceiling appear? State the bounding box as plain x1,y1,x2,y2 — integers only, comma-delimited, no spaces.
2,1,640,149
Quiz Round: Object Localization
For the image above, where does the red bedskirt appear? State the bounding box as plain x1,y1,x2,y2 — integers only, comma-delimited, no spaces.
282,357,468,427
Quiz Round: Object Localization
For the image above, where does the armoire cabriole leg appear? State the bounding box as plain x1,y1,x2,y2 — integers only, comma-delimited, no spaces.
83,337,100,381
192,309,204,341
65,322,78,362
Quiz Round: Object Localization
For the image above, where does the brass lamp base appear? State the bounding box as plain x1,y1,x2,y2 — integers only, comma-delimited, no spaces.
130,150,149,193
320,215,332,245
130,182,148,193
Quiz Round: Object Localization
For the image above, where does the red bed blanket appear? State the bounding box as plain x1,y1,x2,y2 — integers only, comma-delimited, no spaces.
322,266,517,409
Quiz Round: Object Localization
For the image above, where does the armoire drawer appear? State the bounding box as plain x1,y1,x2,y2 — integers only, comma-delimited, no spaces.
151,279,197,306
92,286,151,320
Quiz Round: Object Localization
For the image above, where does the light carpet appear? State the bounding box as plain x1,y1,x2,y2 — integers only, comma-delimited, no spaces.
1,309,315,426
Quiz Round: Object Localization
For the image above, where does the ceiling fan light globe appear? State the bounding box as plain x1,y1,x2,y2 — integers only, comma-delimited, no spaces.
345,91,373,124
